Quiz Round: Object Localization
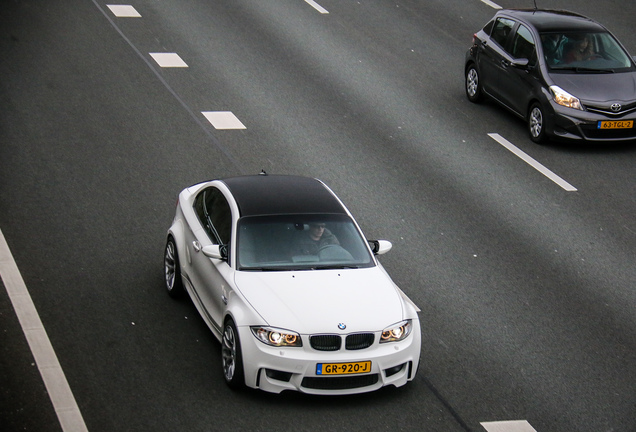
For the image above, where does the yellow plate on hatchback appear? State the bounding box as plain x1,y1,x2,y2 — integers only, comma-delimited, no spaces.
597,120,633,129
316,361,371,375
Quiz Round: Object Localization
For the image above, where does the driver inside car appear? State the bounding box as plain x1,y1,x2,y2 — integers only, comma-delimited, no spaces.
564,34,596,63
291,223,340,256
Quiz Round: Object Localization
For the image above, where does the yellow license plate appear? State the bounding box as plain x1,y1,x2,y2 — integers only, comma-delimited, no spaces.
316,361,371,375
597,120,633,129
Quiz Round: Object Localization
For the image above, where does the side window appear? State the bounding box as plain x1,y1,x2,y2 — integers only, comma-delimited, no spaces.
194,188,232,245
511,24,536,64
482,20,494,36
491,17,515,49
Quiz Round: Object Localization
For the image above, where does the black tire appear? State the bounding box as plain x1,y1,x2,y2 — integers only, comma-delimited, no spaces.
164,237,184,298
528,102,547,144
222,319,245,389
465,64,483,103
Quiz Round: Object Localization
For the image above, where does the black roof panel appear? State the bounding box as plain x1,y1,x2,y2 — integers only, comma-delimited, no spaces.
220,174,347,217
500,9,606,33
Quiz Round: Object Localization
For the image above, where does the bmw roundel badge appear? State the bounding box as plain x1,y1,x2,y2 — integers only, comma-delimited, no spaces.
338,323,346,330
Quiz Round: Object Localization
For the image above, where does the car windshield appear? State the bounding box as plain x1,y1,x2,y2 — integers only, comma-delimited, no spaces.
541,31,634,72
236,214,375,270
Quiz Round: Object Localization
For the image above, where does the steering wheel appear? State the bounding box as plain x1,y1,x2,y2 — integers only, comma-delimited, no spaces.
318,244,340,253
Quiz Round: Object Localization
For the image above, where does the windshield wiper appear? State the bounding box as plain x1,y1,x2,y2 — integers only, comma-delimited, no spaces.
241,266,291,272
311,264,360,270
553,66,615,73
241,264,361,271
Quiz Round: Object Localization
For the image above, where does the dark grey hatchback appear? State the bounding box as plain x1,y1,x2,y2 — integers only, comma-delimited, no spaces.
465,9,636,143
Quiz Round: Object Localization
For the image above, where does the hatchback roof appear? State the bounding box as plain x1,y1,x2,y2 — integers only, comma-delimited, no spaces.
499,9,606,33
220,174,347,217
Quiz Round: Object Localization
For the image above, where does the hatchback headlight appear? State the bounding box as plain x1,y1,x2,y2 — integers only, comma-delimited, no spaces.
251,326,302,347
380,320,412,343
550,85,583,110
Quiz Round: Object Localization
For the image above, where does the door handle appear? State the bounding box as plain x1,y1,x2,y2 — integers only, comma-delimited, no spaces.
221,295,228,305
192,241,201,252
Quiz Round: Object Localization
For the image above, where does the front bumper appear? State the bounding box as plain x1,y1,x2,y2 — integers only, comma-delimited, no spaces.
549,101,636,143
238,321,421,395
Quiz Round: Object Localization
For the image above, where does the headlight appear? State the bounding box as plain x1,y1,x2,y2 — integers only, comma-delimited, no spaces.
380,320,412,343
550,85,583,110
251,326,302,347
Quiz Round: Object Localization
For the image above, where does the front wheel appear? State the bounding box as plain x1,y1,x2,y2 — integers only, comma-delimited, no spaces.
528,103,547,144
164,237,184,298
465,65,483,103
222,319,245,389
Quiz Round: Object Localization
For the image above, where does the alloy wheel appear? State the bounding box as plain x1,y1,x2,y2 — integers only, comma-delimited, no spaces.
467,68,478,98
222,323,237,382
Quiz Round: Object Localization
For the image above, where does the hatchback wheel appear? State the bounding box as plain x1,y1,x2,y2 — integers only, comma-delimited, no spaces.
164,238,184,298
528,103,547,143
222,319,245,389
465,65,483,103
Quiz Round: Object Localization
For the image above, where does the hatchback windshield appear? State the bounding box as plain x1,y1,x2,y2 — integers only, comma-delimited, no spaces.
237,214,374,270
541,31,633,71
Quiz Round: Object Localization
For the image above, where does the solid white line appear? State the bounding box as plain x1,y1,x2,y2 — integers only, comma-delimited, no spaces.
488,133,577,191
481,420,538,431
480,0,502,9
304,0,329,14
0,229,88,432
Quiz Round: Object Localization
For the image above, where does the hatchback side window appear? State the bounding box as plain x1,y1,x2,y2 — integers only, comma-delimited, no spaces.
194,188,232,245
482,20,494,36
511,24,536,65
491,18,515,48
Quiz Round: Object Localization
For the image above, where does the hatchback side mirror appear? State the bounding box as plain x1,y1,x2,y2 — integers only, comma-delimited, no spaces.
511,58,529,68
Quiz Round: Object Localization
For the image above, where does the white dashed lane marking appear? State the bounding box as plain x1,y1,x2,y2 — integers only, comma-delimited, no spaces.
202,111,247,130
480,0,502,9
106,4,141,18
304,0,329,14
481,420,538,431
0,229,88,432
149,52,189,68
488,133,577,192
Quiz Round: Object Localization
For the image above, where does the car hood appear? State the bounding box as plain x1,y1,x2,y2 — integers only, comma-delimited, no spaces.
234,267,405,334
550,71,636,103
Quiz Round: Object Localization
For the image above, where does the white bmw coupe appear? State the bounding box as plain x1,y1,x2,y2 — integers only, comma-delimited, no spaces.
164,173,421,394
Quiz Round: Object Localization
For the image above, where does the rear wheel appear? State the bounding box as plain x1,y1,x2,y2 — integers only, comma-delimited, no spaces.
222,319,245,389
465,64,483,103
528,102,547,143
164,237,184,298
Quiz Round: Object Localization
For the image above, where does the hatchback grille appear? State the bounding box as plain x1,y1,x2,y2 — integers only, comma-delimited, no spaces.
301,374,379,390
310,335,341,351
586,102,636,116
345,333,374,350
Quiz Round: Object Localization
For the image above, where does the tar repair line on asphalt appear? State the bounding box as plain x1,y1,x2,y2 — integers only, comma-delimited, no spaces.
488,133,578,191
0,228,88,432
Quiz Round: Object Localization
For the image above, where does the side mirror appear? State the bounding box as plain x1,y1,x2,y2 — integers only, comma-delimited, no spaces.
511,58,529,68
368,240,392,255
202,244,228,260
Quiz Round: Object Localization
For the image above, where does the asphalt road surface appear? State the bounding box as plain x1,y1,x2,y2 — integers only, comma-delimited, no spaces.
1,0,635,431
